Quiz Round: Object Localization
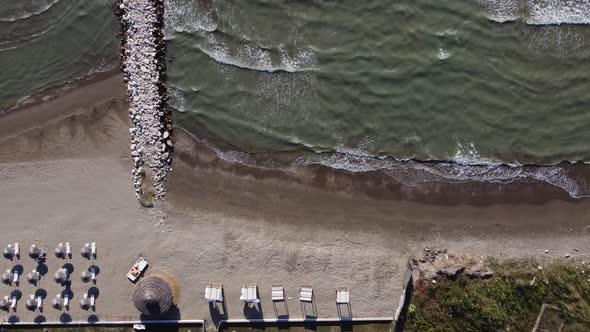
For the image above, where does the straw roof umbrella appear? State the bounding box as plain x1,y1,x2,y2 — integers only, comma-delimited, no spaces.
132,276,173,316
80,271,92,283
80,244,92,259
2,247,14,260
27,271,40,284
53,270,67,284
28,245,41,259
25,297,37,311
1,271,13,285
54,245,66,259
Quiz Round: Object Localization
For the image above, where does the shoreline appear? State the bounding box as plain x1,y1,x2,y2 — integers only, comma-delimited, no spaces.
172,127,589,205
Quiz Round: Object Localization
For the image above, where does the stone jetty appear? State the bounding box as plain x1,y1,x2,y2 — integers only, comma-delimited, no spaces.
116,0,172,206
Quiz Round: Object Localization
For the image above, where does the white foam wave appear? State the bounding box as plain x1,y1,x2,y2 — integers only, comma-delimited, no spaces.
0,0,61,22
477,0,590,25
164,0,218,37
197,34,317,73
437,48,451,60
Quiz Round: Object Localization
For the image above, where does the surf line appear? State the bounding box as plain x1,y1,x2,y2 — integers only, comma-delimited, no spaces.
116,0,173,206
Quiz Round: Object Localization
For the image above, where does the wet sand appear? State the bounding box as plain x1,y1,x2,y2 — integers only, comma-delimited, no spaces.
0,72,589,327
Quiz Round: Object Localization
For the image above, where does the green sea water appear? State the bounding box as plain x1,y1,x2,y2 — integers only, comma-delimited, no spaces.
0,0,119,109
165,0,590,165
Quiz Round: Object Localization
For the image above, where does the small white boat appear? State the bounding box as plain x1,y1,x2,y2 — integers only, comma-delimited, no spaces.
127,257,148,282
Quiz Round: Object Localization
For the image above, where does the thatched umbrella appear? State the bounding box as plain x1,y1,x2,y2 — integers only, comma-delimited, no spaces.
28,245,41,259
25,297,37,311
80,271,92,283
80,244,92,259
1,271,13,285
132,276,173,316
53,270,67,284
27,270,40,284
2,246,14,260
54,245,66,259
80,296,91,310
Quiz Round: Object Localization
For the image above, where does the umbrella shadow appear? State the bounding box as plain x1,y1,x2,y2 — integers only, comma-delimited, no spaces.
62,263,74,275
7,315,19,323
301,300,317,318
59,313,72,323
89,265,100,284
10,290,22,313
273,300,289,318
35,263,48,276
88,314,99,324
34,315,46,323
139,304,181,321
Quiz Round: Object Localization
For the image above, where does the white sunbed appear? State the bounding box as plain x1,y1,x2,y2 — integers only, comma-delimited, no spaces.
65,242,71,258
14,243,19,259
64,293,70,310
300,285,313,302
11,295,16,310
36,295,43,309
13,269,19,285
91,242,97,258
240,283,259,304
271,284,285,301
205,283,223,304
90,294,96,309
336,287,350,304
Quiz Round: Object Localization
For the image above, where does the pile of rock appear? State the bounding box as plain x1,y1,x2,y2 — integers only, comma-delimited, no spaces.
116,0,172,205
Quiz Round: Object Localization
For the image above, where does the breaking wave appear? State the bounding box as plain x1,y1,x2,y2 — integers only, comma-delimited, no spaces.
177,127,590,199
477,0,590,24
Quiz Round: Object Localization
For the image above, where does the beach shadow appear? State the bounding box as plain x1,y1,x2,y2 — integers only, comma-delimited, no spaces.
88,314,99,324
393,275,414,332
243,302,264,320
337,303,352,319
8,315,19,323
62,263,74,274
35,262,48,276
88,286,100,298
90,265,100,284
273,300,289,318
139,304,181,321
11,289,22,309
59,313,72,323
34,315,46,323
301,300,317,318
208,289,227,328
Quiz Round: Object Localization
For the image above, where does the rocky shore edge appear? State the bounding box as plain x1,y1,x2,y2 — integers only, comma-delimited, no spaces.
115,0,173,206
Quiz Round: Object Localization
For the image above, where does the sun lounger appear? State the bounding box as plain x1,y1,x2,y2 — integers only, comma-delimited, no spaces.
300,285,313,302
13,269,19,285
336,287,350,304
205,283,223,304
91,242,97,259
64,293,70,310
240,283,259,304
36,295,43,309
14,243,19,259
90,294,96,309
65,242,71,258
271,284,285,301
11,295,16,310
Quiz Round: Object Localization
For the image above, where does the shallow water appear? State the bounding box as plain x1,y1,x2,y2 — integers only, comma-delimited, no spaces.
0,0,119,109
165,0,590,165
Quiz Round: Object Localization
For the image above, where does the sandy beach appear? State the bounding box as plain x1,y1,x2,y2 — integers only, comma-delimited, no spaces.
0,72,589,327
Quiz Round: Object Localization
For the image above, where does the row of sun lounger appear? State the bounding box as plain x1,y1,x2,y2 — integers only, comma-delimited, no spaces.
205,283,350,305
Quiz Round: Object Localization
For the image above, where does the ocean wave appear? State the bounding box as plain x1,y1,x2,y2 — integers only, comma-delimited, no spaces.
194,33,317,73
177,127,590,199
477,0,590,25
0,0,61,22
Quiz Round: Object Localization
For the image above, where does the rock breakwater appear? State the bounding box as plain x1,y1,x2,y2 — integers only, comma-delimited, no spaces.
116,0,172,206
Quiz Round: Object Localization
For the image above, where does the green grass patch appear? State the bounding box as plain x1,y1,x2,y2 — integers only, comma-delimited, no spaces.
405,258,590,332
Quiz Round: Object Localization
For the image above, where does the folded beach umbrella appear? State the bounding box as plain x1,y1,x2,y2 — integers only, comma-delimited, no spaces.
27,271,40,284
54,245,66,259
53,270,67,284
80,271,92,283
0,297,9,310
2,246,14,260
52,296,62,310
79,296,91,310
1,271,13,285
80,243,92,259
28,244,41,259
132,275,173,317
25,297,37,311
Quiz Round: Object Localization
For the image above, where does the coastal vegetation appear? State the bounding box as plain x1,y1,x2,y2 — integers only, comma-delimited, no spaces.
405,258,590,331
